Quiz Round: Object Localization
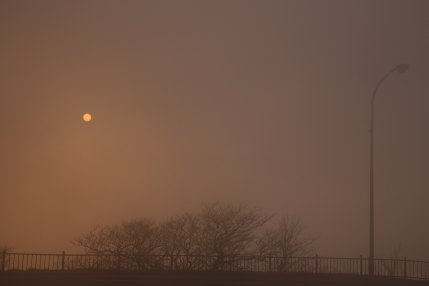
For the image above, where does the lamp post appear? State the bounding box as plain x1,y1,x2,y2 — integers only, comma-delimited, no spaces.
369,63,409,276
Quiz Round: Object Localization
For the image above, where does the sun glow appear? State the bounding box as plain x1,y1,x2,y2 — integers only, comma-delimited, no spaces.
83,113,92,122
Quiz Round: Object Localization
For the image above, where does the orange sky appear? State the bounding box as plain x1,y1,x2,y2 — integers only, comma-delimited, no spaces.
0,0,428,260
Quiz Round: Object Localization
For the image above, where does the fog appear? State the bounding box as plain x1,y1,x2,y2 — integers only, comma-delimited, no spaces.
0,0,428,260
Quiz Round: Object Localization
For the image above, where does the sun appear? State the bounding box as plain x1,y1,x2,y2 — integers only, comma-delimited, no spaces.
83,113,92,122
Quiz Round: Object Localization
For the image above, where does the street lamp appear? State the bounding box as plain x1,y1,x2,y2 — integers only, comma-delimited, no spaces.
369,63,409,276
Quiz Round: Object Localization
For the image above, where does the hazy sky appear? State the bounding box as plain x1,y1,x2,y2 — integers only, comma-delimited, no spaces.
1,0,428,260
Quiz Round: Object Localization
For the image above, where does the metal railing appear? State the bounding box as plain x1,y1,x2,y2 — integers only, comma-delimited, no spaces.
1,251,428,280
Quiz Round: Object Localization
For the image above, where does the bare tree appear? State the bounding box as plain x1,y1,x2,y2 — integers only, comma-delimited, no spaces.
159,212,205,270
121,219,161,255
72,203,316,272
73,219,162,270
198,202,273,270
257,215,315,271
121,219,163,270
73,224,128,255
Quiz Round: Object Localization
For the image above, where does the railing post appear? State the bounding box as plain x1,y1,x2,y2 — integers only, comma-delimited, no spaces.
315,254,318,274
360,255,363,275
170,255,174,271
403,256,407,280
1,250,6,272
117,254,121,272
61,251,65,271
268,256,272,272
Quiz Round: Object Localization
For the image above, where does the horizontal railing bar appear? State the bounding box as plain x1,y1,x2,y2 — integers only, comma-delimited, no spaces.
3,253,399,260
2,252,428,281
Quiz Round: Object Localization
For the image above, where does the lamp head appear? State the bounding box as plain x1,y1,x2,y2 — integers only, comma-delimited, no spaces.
395,63,409,73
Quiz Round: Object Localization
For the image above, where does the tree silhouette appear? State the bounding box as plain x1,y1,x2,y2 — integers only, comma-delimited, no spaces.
197,202,272,270
257,215,315,271
73,203,313,271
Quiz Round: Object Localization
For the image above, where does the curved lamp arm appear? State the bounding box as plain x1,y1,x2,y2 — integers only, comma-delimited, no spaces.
371,63,409,116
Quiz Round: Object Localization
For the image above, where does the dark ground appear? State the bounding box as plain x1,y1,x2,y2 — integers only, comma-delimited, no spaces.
0,272,428,286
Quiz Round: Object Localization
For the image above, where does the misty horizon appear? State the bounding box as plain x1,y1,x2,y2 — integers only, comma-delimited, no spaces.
1,0,428,263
